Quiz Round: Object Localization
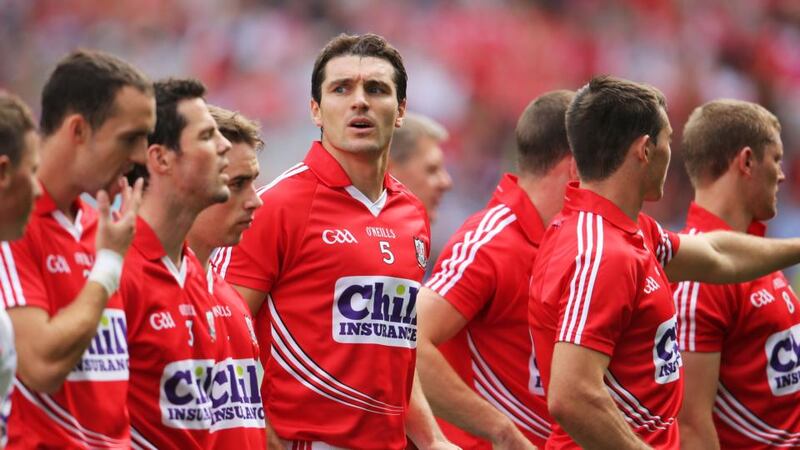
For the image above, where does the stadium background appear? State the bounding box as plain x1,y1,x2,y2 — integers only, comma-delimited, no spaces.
3,0,800,277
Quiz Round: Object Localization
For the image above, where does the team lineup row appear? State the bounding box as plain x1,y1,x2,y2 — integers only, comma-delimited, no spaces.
0,31,797,450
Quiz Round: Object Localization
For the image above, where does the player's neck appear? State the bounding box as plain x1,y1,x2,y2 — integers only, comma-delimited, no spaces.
694,181,753,232
580,175,644,223
518,172,565,226
186,236,212,271
322,141,387,202
37,139,83,219
138,194,200,266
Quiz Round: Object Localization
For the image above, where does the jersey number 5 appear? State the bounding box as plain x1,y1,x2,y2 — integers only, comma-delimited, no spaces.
380,241,395,265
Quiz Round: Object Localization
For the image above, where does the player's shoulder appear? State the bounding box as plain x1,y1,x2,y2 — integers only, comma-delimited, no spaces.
256,162,317,202
387,175,428,217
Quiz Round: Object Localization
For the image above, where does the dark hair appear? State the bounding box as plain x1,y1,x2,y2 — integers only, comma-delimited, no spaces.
0,92,36,166
567,75,667,181
208,105,263,151
148,78,207,151
40,49,152,136
516,90,575,175
312,33,407,104
682,99,781,186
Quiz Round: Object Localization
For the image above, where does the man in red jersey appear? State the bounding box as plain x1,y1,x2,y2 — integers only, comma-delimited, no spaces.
0,92,42,445
1,50,153,449
120,78,232,449
529,76,800,449
216,33,456,449
187,104,281,449
675,100,800,449
388,112,453,224
416,91,576,449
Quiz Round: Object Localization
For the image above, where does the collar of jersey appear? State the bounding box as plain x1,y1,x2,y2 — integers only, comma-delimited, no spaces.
686,201,766,237
132,216,191,261
33,179,85,217
304,141,401,193
563,181,639,234
492,173,545,244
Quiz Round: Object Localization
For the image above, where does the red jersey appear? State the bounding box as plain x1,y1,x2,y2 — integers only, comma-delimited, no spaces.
674,203,800,448
425,174,551,447
122,218,221,450
205,263,266,449
529,183,682,449
1,188,129,449
217,142,431,450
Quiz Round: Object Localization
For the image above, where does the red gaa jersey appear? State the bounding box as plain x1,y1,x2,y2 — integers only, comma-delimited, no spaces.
426,174,551,447
1,187,129,449
122,218,219,450
216,142,431,450
674,203,800,449
529,183,682,449
204,263,265,449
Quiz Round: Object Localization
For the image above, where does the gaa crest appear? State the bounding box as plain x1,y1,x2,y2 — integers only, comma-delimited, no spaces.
414,236,428,269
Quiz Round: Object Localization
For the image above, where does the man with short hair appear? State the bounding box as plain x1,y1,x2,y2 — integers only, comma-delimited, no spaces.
388,112,452,223
187,104,277,449
119,78,234,449
675,100,800,449
529,76,800,449
1,50,154,449
217,33,455,449
416,90,576,449
0,92,41,445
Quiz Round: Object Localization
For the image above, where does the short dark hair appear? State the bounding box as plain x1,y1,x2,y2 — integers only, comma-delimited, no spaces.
40,49,152,136
682,99,781,186
516,90,575,175
390,112,448,165
312,33,407,104
0,92,36,166
567,75,667,181
208,105,263,151
148,78,207,151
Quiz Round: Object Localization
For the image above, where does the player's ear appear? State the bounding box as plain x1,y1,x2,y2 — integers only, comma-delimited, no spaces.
146,144,171,175
632,134,651,163
735,146,755,176
0,155,11,190
64,114,90,147
395,99,407,128
310,99,322,128
567,154,579,181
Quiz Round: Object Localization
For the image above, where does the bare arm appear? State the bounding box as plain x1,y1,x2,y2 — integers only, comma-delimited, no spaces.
678,352,721,450
11,179,142,393
231,284,267,316
548,343,650,450
405,369,460,450
416,288,533,448
666,232,800,283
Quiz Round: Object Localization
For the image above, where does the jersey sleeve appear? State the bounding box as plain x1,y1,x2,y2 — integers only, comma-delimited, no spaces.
638,214,680,268
673,280,734,353
0,239,48,311
555,248,637,357
425,226,498,321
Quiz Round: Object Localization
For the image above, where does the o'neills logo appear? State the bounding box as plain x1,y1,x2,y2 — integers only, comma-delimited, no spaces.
333,276,419,348
68,309,128,381
159,358,265,431
765,324,800,396
653,316,682,384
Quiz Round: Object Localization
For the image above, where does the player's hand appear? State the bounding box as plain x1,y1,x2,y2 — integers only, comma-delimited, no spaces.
492,421,537,450
423,442,461,450
95,177,143,256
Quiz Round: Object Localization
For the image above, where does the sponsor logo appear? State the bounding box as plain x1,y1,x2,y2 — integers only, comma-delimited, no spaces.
322,229,358,245
150,311,177,331
765,324,800,396
160,358,265,431
45,254,70,274
414,236,427,270
643,276,661,294
365,226,396,239
68,309,128,381
653,316,682,384
750,289,776,308
333,276,419,348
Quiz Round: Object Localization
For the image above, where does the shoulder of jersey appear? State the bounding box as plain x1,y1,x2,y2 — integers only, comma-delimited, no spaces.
255,163,316,200
388,174,428,216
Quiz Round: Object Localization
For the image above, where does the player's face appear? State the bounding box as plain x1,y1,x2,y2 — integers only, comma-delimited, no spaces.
0,131,42,240
311,55,405,155
643,110,672,202
83,86,155,195
173,98,231,207
749,131,785,221
192,141,262,247
390,136,452,223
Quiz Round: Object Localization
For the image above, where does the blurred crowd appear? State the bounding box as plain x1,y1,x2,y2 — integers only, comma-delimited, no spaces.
3,0,800,270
